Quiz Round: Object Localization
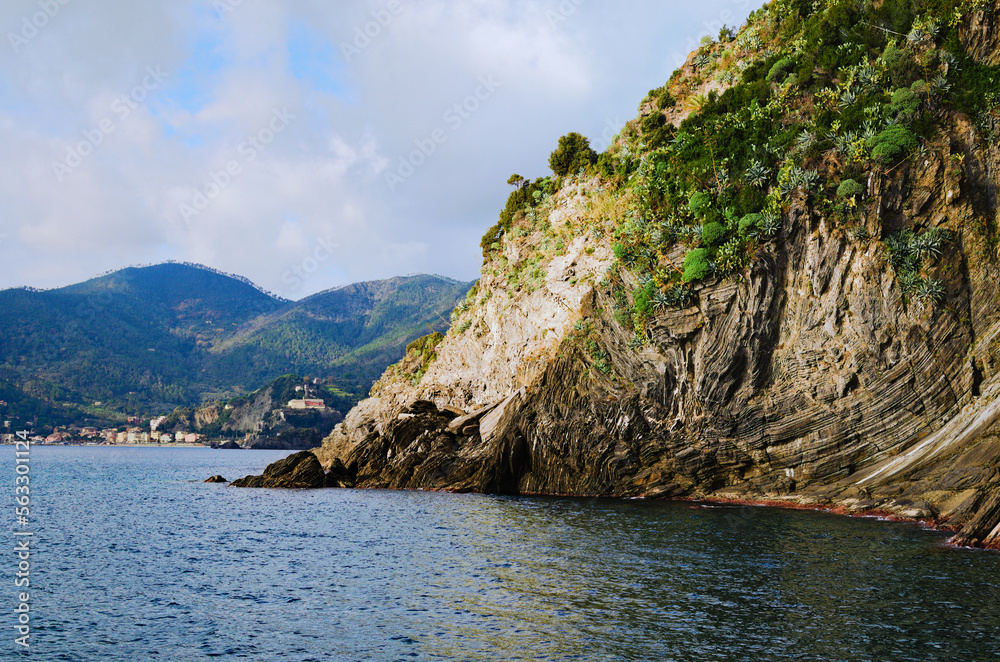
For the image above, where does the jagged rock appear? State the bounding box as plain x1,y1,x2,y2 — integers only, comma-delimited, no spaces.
325,458,356,489
230,451,326,489
204,475,227,483
299,5,1000,546
952,490,1000,550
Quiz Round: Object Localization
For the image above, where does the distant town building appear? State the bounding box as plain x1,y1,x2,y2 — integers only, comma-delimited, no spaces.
287,399,325,410
150,416,167,431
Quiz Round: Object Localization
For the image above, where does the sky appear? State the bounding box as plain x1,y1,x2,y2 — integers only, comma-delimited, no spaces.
0,0,766,300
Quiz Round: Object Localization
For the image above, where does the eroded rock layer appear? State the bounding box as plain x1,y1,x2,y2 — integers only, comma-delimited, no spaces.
242,3,1000,551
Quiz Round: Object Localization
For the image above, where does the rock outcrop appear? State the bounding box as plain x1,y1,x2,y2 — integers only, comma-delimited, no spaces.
247,2,1000,551
230,451,326,489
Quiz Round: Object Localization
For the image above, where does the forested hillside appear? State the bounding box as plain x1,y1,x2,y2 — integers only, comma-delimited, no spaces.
0,263,472,425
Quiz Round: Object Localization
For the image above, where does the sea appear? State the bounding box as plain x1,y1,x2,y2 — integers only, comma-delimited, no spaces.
6,445,1000,661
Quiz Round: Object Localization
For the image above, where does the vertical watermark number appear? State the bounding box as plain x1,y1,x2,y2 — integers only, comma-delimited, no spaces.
12,431,31,650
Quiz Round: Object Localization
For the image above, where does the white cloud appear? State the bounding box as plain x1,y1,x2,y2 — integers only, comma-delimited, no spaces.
0,0,766,296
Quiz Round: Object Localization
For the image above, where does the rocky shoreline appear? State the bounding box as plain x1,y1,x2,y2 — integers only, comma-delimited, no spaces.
227,2,1000,554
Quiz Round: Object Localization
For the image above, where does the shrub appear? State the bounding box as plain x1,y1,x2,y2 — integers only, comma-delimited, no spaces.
739,213,763,236
837,179,866,199
702,222,727,247
689,191,712,217
682,248,712,283
641,112,666,135
549,132,598,176
633,282,655,318
883,43,921,88
889,87,919,117
766,58,796,84
868,126,919,164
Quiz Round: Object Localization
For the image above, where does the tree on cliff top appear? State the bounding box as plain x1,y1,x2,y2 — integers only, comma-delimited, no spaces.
549,132,598,177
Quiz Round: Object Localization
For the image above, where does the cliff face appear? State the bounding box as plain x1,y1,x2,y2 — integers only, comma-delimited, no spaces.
309,1,1000,550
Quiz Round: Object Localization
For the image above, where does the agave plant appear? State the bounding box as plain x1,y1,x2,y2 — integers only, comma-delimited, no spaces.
794,131,817,152
693,54,711,70
898,269,922,294
738,33,762,51
744,160,771,188
838,89,858,108
664,285,695,308
884,230,916,269
915,278,945,303
932,74,951,92
789,165,821,191
759,212,781,238
907,27,927,43
857,65,881,88
651,289,673,311
911,228,949,261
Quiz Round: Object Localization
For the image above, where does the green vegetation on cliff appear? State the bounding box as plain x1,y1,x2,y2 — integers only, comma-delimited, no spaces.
476,0,997,343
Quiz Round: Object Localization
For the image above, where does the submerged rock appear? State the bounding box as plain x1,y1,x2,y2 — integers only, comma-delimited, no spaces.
204,475,228,483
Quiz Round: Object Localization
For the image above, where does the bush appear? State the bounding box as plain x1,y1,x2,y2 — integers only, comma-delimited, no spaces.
633,282,655,318
549,132,598,176
739,213,763,236
889,87,919,117
657,90,676,109
883,43,920,88
868,126,919,164
766,58,796,84
682,248,712,283
689,191,712,217
641,112,666,135
837,179,866,199
702,222,727,247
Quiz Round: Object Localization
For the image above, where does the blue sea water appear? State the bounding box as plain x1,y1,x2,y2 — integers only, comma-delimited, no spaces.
4,445,1000,661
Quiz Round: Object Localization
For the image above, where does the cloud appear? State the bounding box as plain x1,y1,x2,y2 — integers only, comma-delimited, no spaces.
0,0,765,297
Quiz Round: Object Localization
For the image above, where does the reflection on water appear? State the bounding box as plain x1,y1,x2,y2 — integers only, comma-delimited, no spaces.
15,447,1000,661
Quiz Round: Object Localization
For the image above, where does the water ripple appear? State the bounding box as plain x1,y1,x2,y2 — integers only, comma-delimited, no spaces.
7,447,1000,661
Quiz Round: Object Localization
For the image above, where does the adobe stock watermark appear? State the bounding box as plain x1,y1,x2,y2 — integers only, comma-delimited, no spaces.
592,117,624,153
281,234,339,294
8,0,71,54
52,66,169,183
341,0,404,63
546,0,585,30
12,432,33,650
178,108,295,223
212,0,245,18
384,75,502,192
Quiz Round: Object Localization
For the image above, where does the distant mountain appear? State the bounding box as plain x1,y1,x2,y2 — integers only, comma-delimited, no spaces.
0,263,472,425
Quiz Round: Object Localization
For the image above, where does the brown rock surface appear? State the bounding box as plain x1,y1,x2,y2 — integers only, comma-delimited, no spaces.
230,451,326,489
291,11,1000,550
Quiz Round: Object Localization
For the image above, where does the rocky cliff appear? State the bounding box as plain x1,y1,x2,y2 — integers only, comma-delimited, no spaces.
255,1,1000,550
